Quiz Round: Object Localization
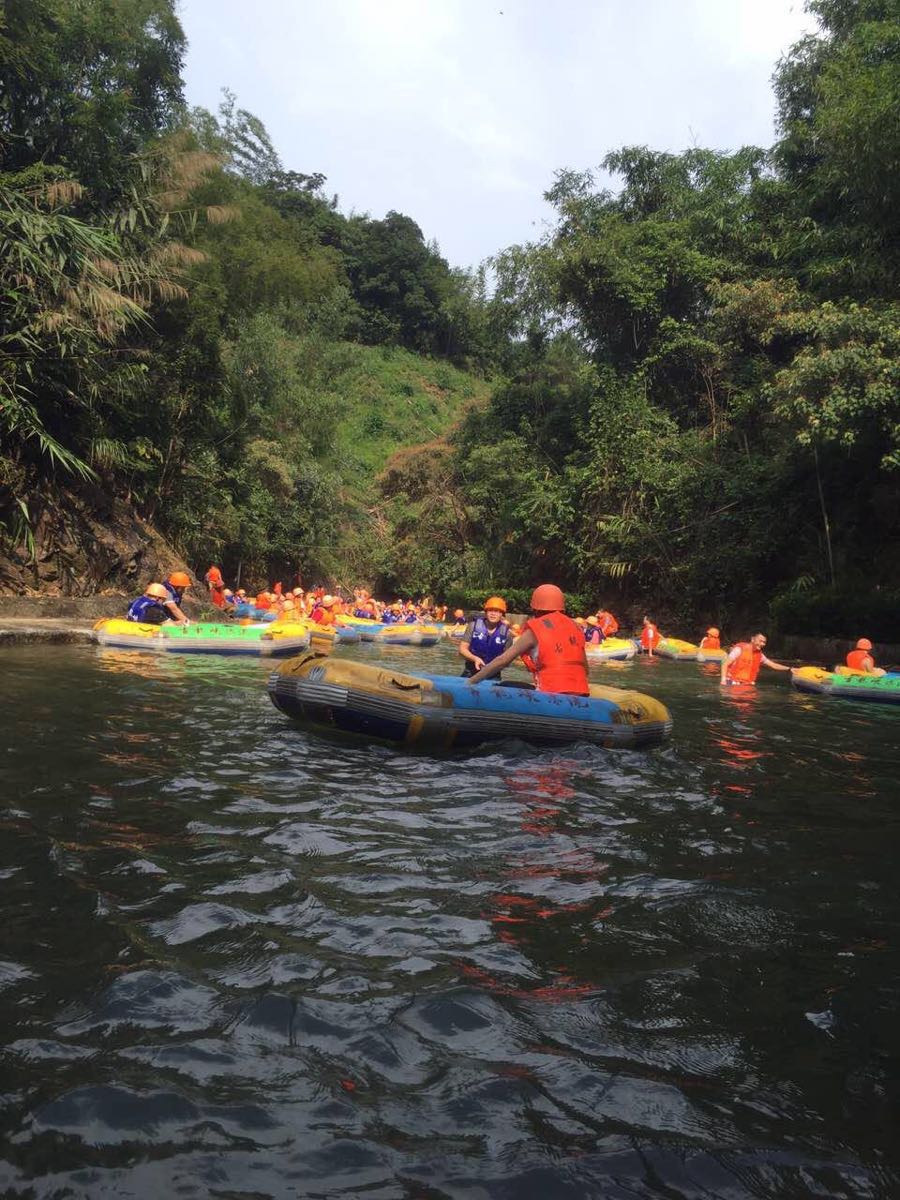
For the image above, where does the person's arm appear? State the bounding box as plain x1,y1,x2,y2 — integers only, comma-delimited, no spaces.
760,654,791,672
165,600,190,625
458,624,484,672
468,630,537,684
720,645,741,684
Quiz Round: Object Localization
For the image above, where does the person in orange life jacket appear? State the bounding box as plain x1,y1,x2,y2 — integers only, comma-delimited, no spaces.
699,627,721,650
845,638,884,675
459,596,513,678
162,572,191,624
126,582,171,624
468,584,590,695
720,632,790,685
310,594,337,626
583,615,606,645
205,565,226,609
640,615,661,656
596,608,619,637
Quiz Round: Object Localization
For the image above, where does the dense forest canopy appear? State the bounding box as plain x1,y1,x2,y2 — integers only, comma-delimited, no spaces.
0,0,898,635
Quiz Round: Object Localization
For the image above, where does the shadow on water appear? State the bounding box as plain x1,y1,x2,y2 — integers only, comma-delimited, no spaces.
0,641,897,1197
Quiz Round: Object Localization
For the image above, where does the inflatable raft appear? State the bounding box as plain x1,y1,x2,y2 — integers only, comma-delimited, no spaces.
93,619,311,656
268,653,672,749
696,646,727,664
584,637,637,662
792,666,900,705
655,638,699,661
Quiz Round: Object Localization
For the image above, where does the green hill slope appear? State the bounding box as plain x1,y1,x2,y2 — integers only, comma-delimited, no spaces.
328,345,492,501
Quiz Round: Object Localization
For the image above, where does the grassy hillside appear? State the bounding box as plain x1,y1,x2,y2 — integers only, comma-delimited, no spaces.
327,345,493,502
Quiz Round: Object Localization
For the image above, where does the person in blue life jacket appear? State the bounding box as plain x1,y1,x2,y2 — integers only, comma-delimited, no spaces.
381,602,403,625
160,571,192,624
126,582,172,624
459,596,514,679
583,615,606,645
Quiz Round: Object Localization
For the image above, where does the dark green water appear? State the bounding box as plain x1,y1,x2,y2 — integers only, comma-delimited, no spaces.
1,641,897,1198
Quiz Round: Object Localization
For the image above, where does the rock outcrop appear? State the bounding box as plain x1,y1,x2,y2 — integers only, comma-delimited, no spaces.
0,486,192,597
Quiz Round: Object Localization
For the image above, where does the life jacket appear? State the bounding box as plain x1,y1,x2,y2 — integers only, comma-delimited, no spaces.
525,612,590,695
354,606,374,619
700,635,721,650
640,623,661,650
584,627,604,644
597,611,619,636
469,617,510,664
726,642,762,684
127,594,167,623
846,649,873,671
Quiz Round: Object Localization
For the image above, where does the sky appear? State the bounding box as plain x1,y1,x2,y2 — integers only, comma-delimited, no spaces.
178,0,818,269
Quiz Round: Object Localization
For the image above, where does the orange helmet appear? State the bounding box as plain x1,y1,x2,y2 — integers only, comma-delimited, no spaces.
530,584,565,612
145,583,169,600
707,627,720,637
484,595,507,613
168,571,191,588
856,638,873,651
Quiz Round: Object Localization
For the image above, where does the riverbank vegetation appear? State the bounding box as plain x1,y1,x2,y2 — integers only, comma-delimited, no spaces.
1,0,898,631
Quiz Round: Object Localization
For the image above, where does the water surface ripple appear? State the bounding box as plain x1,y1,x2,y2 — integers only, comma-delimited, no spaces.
1,643,897,1198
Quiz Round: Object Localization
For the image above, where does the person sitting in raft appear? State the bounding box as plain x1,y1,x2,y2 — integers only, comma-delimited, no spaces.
162,571,192,624
381,602,404,625
584,615,606,645
459,596,513,679
596,608,619,637
640,615,661,656
468,584,590,695
720,633,791,686
126,582,172,625
700,627,721,650
204,565,226,609
845,638,884,675
309,594,337,626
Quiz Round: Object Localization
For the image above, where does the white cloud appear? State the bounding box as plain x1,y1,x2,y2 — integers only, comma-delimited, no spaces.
179,0,822,265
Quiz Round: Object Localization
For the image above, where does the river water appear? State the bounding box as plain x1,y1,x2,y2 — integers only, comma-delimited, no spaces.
1,641,897,1198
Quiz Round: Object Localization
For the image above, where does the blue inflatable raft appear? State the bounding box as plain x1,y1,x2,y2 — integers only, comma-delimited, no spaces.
268,653,672,750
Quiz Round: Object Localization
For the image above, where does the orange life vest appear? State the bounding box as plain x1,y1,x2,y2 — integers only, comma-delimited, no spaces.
726,642,762,683
597,611,619,636
846,649,873,671
640,623,661,650
525,612,590,695
700,634,721,650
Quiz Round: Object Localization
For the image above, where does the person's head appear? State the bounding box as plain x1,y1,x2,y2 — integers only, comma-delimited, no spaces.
168,571,191,595
293,587,304,598
453,608,465,622
586,615,599,627
281,599,295,614
707,627,719,637
321,594,336,609
856,637,873,651
642,615,653,627
237,589,247,598
483,595,507,626
530,584,565,615
750,632,767,650
146,582,169,600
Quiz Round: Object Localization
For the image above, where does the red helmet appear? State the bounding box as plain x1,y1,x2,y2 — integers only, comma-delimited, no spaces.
168,571,191,588
530,584,565,612
856,638,873,651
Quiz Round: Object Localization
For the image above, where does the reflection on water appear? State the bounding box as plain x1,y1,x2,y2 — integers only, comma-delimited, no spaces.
0,642,898,1198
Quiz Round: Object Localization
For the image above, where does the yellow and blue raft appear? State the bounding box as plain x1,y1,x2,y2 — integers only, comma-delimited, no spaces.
268,652,672,750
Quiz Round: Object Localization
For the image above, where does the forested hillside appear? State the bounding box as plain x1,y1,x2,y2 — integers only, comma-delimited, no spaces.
1,0,898,636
